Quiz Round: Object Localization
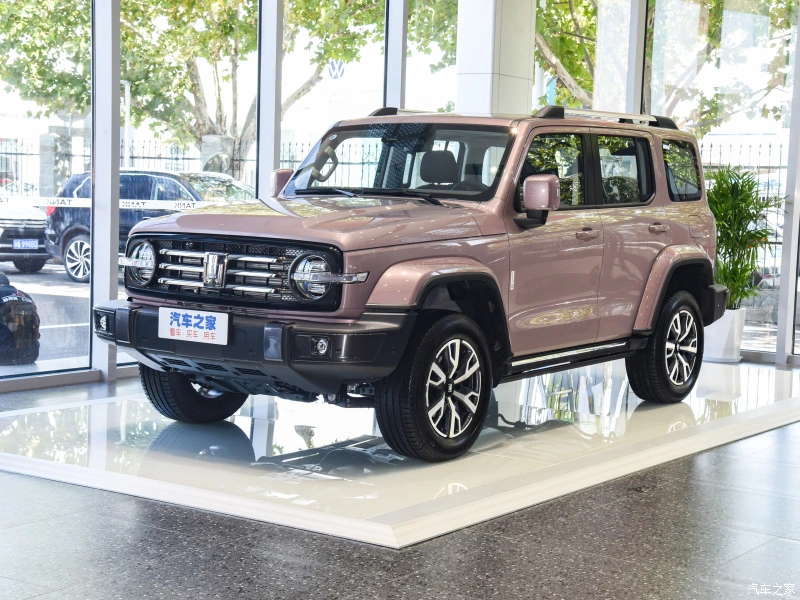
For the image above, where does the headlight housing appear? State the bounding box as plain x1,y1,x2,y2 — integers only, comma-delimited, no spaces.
290,254,333,299
290,253,369,301
120,240,156,285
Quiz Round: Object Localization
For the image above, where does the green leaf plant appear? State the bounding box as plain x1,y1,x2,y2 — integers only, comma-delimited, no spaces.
705,166,783,310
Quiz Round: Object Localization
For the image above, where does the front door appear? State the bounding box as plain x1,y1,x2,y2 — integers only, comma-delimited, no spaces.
505,131,604,356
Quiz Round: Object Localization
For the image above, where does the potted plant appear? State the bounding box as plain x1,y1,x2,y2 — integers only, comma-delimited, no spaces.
705,166,782,362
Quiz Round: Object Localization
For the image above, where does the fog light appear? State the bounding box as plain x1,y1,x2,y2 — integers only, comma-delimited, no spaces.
99,314,108,332
310,336,331,357
316,338,329,355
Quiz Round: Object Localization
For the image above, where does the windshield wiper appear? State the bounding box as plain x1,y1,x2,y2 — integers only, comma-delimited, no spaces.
293,187,356,197
353,188,444,206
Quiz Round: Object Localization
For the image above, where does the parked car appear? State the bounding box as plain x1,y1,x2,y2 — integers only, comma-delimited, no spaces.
45,169,255,282
94,106,727,462
0,189,50,273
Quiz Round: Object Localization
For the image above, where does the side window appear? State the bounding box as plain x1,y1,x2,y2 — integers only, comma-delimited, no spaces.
119,175,153,200
482,146,505,186
73,176,92,198
517,133,585,210
662,139,702,202
597,135,653,205
155,177,192,201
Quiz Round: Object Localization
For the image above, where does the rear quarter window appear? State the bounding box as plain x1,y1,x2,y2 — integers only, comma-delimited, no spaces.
662,139,702,202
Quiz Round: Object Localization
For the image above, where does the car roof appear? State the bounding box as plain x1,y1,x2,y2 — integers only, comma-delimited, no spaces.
68,169,236,180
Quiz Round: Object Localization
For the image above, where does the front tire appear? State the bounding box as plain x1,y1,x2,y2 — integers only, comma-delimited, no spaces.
626,291,703,404
63,234,91,283
139,364,249,423
376,313,491,462
13,258,47,274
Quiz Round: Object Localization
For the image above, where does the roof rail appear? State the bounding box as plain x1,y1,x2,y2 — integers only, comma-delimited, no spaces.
534,105,678,130
368,107,440,117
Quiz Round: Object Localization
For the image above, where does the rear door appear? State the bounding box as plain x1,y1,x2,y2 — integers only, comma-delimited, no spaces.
591,130,669,341
505,129,604,356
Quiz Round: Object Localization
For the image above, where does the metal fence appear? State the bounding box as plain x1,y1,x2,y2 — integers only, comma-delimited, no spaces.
699,141,787,287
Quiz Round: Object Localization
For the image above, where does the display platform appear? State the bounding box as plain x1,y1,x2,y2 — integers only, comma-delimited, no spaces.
1,360,799,548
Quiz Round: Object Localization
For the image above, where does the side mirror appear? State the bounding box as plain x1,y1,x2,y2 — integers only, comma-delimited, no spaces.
271,169,293,198
515,174,560,229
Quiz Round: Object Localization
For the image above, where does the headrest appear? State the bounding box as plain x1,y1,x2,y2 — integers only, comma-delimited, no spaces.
420,150,458,184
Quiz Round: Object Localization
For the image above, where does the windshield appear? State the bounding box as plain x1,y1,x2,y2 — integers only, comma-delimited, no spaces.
284,123,514,202
180,174,255,203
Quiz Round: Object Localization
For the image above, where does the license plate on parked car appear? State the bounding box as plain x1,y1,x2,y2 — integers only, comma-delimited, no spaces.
12,239,38,250
157,307,229,345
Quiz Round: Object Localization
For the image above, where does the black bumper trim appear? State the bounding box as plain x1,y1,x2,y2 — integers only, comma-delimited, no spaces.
93,300,415,396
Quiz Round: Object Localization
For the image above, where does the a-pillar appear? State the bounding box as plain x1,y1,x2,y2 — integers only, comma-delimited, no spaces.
455,0,537,116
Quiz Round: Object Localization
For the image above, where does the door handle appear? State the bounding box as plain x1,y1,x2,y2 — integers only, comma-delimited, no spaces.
575,228,600,241
649,222,669,234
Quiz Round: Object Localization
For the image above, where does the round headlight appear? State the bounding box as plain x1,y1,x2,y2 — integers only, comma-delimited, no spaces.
290,254,332,300
126,241,156,285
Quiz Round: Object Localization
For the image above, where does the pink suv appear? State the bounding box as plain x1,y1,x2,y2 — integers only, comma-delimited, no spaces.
94,106,727,462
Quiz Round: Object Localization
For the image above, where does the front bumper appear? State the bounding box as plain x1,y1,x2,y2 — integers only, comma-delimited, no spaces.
93,300,416,398
0,227,48,261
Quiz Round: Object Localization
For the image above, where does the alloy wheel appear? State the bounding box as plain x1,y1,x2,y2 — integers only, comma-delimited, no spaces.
664,309,698,386
426,338,482,439
65,239,91,281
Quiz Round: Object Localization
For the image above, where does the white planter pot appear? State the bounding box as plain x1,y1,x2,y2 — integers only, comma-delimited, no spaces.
704,307,746,363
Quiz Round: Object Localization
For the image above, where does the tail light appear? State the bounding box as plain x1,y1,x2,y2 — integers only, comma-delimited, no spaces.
45,206,56,216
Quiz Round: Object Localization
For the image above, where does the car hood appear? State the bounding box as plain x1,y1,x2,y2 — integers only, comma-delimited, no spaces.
130,196,483,252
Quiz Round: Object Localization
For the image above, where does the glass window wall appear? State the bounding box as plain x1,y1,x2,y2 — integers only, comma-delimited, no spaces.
645,0,797,354
0,0,92,377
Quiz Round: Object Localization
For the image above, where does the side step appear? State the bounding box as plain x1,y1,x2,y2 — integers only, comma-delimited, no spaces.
501,338,647,383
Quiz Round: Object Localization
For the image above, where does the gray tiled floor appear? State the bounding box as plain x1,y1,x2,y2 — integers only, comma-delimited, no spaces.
1,381,800,599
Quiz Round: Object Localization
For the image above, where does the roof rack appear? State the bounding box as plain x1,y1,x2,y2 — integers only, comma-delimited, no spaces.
534,105,678,130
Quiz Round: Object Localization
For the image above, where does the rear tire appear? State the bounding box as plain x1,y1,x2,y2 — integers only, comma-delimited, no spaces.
63,234,91,283
626,291,703,404
376,313,491,462
139,363,248,423
13,259,47,274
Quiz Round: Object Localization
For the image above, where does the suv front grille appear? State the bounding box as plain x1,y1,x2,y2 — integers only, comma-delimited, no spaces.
126,236,342,311
0,218,46,228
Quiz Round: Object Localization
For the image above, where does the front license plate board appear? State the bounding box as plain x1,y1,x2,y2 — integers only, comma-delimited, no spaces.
157,307,229,345
13,239,38,250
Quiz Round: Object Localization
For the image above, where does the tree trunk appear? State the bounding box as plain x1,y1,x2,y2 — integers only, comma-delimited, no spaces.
187,59,221,146
535,33,593,107
235,63,326,170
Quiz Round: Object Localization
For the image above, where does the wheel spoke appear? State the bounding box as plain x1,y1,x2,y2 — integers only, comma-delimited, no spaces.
452,390,478,414
428,362,447,388
428,398,446,426
453,352,479,383
448,398,461,437
447,339,461,378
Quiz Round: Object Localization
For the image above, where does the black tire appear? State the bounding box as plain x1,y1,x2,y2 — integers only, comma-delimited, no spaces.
376,313,492,462
139,363,249,423
63,234,91,283
13,258,47,274
626,291,703,404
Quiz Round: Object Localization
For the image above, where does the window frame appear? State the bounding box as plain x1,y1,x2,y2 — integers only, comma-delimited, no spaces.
591,133,656,209
661,138,703,203
513,129,593,212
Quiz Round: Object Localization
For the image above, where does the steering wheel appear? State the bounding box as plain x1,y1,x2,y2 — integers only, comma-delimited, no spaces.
451,180,488,192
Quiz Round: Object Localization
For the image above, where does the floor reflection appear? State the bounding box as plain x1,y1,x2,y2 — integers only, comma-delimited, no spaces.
1,360,798,521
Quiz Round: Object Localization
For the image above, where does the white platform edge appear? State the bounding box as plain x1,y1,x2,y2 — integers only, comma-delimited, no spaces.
0,397,798,549
0,451,399,548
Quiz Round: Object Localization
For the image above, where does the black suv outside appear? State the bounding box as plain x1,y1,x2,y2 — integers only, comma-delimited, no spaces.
45,169,254,282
